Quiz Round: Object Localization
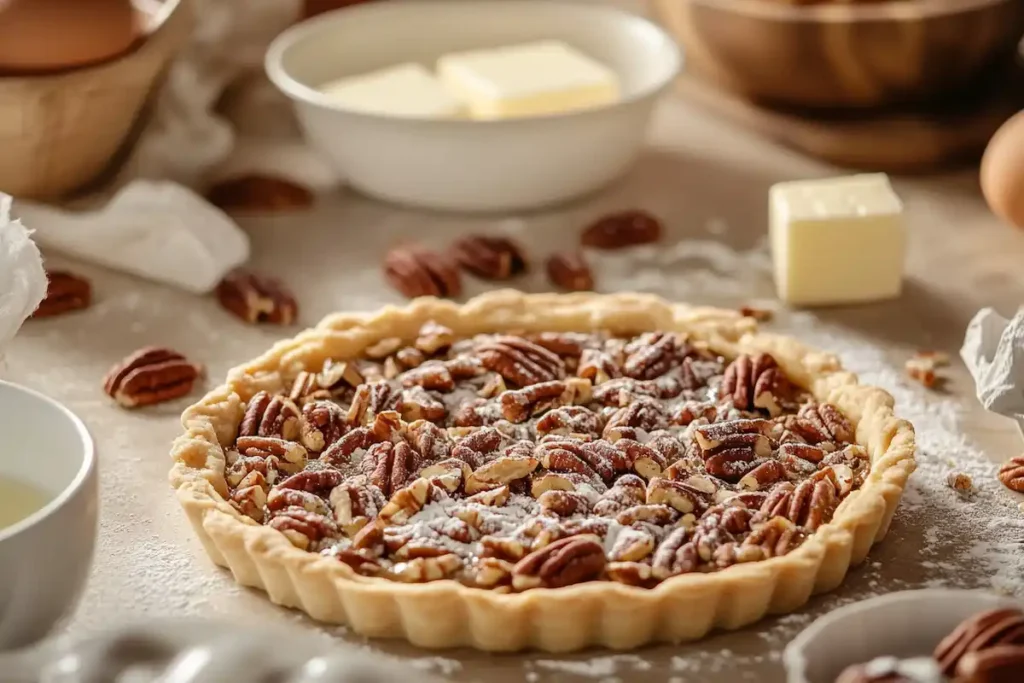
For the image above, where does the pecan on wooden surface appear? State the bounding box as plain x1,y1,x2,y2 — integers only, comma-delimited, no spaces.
580,209,662,249
31,270,92,318
216,269,298,325
103,346,204,408
206,174,313,213
383,245,462,299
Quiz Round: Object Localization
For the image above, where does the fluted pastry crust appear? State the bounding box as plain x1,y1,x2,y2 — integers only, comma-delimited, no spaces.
169,291,916,652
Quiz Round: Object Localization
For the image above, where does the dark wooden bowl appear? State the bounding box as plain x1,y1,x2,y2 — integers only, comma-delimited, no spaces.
651,0,1024,109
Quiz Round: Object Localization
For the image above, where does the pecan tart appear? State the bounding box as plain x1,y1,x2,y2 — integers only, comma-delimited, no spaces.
170,291,915,652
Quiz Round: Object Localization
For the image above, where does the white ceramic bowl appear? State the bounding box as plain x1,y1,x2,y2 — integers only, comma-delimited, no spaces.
0,382,97,651
266,0,681,212
784,589,1023,683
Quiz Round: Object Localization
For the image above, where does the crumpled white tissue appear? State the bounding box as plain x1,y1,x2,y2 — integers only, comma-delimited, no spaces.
961,307,1024,428
16,183,250,295
0,195,48,364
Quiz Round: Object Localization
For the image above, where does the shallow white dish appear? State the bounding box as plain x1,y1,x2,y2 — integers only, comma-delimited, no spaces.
783,589,1023,683
0,382,97,651
266,0,681,212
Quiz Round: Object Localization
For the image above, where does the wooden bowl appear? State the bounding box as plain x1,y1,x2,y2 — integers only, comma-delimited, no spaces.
0,0,191,199
651,0,1024,109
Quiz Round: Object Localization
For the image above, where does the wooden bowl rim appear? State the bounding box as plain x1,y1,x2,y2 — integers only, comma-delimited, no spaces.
678,0,1017,23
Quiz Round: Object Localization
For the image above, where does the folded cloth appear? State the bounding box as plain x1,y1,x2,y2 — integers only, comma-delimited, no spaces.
16,182,250,296
961,307,1024,432
0,195,48,366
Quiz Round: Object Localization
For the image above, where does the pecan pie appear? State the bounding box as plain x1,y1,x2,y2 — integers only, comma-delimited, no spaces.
170,291,915,652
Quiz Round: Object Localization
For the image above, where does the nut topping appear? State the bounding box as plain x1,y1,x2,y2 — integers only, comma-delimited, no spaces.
216,269,298,325
452,235,527,280
721,353,789,416
477,336,566,387
384,245,462,299
103,346,204,408
580,210,662,249
546,252,594,291
512,535,606,590
32,271,92,318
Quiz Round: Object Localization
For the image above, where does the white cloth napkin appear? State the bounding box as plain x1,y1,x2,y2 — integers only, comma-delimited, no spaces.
0,195,48,367
961,307,1024,433
17,0,337,294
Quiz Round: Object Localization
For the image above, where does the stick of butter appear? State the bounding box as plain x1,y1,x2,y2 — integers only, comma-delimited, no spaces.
769,174,906,306
319,63,464,118
437,40,620,120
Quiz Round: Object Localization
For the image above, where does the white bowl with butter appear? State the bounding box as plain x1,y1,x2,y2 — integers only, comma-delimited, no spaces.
0,381,97,651
266,0,681,212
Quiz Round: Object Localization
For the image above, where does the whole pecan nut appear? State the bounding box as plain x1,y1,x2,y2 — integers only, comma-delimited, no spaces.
465,455,540,494
997,456,1024,492
239,391,302,441
216,269,298,325
500,380,571,423
299,400,348,452
580,210,662,249
103,346,204,408
451,235,527,280
206,174,313,213
721,353,789,416
360,441,419,498
956,644,1024,681
383,245,462,299
546,252,594,291
31,271,92,318
934,607,1024,675
477,336,566,387
268,506,340,550
511,534,606,590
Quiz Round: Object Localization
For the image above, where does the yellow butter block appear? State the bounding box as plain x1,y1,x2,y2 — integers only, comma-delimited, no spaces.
320,63,465,119
437,40,620,120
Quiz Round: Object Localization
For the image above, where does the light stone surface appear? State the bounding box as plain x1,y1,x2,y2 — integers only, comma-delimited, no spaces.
6,3,1024,680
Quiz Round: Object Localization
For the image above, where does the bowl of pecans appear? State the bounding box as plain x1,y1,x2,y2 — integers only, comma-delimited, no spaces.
651,0,1024,109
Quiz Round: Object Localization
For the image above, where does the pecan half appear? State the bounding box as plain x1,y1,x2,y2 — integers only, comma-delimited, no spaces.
546,252,594,291
692,419,771,482
346,381,399,426
577,348,621,385
603,398,667,441
406,420,452,461
759,475,838,532
998,456,1024,492
268,506,340,550
605,561,657,588
622,333,681,381
477,336,566,387
399,386,447,423
275,468,344,494
720,353,789,416
652,527,698,578
206,174,313,213
31,271,92,318
378,477,437,526
383,245,462,298
452,235,527,280
399,361,455,392
934,607,1024,676
536,405,604,438
414,321,456,355
103,346,204,408
420,458,473,493
216,269,298,325
511,535,606,590
646,477,712,516
318,360,365,394
592,474,647,516
330,481,387,535
450,427,504,468
266,488,331,517
299,400,347,452
500,381,570,423
239,392,301,441
743,516,804,558
787,403,854,446
580,210,662,249
465,454,539,494
360,441,419,498
955,644,1024,681
230,485,268,522
390,554,464,583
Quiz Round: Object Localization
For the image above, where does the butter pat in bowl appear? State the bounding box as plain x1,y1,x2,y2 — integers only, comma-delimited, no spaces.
266,0,680,212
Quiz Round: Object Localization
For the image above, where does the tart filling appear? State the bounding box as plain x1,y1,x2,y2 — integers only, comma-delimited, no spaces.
223,326,869,590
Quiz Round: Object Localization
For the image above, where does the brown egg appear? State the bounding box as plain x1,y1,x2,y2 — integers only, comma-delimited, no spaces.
0,0,140,74
981,110,1024,230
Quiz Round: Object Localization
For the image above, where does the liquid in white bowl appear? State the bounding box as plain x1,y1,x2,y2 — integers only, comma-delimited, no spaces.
0,475,50,530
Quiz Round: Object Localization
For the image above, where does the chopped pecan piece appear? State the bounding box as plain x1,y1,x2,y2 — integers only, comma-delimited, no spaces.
236,435,307,470
622,333,681,380
399,386,447,423
998,456,1024,493
275,468,344,494
420,458,473,493
299,400,347,452
577,348,621,385
465,454,539,494
450,427,504,468
535,405,604,438
32,271,92,318
737,459,788,491
603,398,667,441
103,346,204,408
383,245,462,298
414,321,456,355
546,252,594,291
609,526,656,563
266,488,331,517
346,380,399,426
207,175,313,213
721,353,789,416
652,527,698,578
905,351,949,390
946,471,974,494
268,506,340,550
672,400,718,426
500,380,571,423
406,420,452,461
592,475,647,516
390,554,464,583
477,336,566,387
399,360,455,392
334,547,384,576
646,477,712,516
289,371,331,404
230,485,268,522
604,561,657,588
216,269,298,325
452,235,527,280
742,516,804,558
511,535,606,590
239,392,302,441
469,557,516,588
738,305,773,322
580,210,662,249
378,477,437,526
318,360,365,394
360,441,419,498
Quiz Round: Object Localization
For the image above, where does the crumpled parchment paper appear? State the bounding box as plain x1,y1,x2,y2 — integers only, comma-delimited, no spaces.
960,307,1024,432
0,194,48,367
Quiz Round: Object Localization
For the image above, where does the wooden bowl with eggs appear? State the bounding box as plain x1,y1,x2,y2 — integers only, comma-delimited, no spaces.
651,0,1024,109
0,0,192,199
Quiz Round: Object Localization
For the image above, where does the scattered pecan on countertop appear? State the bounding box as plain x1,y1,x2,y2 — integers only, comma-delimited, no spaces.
103,347,204,409
580,209,662,249
31,270,92,318
216,269,299,325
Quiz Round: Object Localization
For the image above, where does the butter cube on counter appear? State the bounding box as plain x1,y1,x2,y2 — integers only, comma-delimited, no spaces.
770,174,906,306
437,40,620,119
319,63,464,119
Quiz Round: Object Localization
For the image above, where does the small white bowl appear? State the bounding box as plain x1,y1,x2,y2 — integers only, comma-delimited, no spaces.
0,381,97,651
784,589,1024,683
265,0,681,212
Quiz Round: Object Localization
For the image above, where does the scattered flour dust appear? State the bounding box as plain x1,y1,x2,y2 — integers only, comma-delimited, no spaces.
495,238,1024,682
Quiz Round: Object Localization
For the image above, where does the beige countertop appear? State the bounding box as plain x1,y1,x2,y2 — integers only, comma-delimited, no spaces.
7,5,1024,680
